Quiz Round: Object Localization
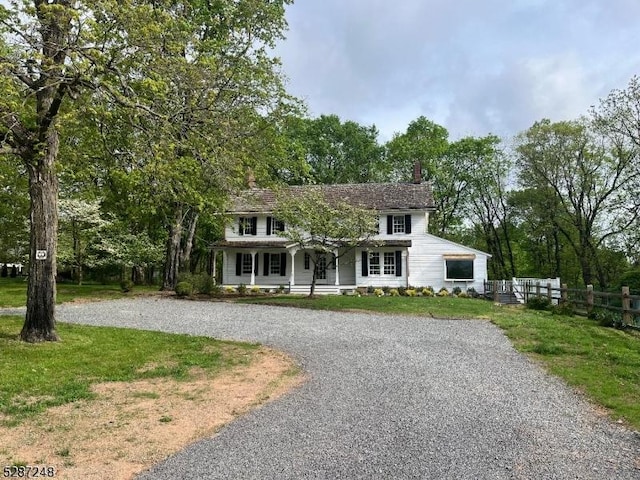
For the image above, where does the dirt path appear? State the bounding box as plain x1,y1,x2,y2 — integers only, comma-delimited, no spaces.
0,347,302,480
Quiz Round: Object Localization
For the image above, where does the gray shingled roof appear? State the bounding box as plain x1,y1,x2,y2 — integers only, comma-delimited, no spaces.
229,183,435,213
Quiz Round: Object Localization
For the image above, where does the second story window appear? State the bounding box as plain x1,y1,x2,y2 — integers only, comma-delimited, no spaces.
386,214,412,235
239,216,257,236
266,217,285,235
393,215,405,234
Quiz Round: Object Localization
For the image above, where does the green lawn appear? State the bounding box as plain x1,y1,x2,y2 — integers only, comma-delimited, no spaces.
240,294,640,431
0,315,259,426
0,277,158,307
238,294,502,319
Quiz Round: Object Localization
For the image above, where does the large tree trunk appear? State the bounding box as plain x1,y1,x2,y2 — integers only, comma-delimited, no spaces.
179,211,199,274
21,136,60,342
162,205,183,290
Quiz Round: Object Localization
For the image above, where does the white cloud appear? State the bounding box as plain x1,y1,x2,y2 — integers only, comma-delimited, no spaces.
277,0,639,141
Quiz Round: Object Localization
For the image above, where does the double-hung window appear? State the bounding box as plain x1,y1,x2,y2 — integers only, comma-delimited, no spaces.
362,250,402,277
386,215,412,234
239,217,257,236
241,254,253,274
393,215,405,234
383,252,396,275
369,252,380,275
269,254,281,275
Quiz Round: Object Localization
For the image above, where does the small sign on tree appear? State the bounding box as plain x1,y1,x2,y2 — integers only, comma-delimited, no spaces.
36,250,47,261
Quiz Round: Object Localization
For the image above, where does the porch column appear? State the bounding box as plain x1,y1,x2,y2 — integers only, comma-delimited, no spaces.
211,249,217,283
334,249,340,286
250,250,257,286
289,248,298,286
221,251,227,285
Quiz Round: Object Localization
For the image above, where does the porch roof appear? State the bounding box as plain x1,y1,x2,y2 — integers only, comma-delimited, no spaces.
213,239,412,250
213,240,296,249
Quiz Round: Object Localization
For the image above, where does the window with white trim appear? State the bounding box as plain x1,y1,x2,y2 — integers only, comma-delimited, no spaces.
383,252,396,275
273,219,285,232
393,215,405,234
369,252,380,275
304,252,310,270
239,217,254,235
241,253,253,274
270,254,281,275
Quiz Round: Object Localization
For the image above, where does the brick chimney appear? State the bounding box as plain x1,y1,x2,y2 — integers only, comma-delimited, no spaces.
412,161,422,184
246,169,256,189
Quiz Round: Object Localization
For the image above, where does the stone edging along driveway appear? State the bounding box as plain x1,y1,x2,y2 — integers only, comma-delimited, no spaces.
51,298,639,479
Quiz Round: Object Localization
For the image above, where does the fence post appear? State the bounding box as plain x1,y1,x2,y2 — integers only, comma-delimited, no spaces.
493,281,499,303
586,285,594,315
546,282,552,303
622,286,631,327
535,281,541,298
561,284,568,305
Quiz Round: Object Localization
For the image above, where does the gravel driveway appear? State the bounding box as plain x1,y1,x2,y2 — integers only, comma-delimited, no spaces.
50,298,639,479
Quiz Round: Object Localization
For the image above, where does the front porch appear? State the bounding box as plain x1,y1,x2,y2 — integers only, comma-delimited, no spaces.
213,240,411,294
213,241,357,291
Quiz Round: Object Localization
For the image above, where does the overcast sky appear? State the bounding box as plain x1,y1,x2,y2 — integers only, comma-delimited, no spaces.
274,0,640,142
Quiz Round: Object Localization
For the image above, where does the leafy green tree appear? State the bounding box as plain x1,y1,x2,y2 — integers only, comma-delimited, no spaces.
515,119,640,288
57,199,109,285
431,135,501,238
96,0,299,291
273,188,378,297
285,115,385,184
465,150,518,279
0,153,29,264
385,116,449,182
0,0,297,341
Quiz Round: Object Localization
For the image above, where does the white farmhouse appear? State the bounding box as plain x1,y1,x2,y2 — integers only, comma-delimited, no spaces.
214,174,491,294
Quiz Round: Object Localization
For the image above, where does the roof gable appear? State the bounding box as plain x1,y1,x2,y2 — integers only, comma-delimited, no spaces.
229,183,435,213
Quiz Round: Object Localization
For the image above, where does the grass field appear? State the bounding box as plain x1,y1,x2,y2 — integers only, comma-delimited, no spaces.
0,315,259,426
240,294,640,431
0,277,158,307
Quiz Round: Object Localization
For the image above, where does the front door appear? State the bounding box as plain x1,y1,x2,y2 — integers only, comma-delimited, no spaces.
315,255,327,284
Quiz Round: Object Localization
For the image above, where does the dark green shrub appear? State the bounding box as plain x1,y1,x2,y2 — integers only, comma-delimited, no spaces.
467,287,479,298
452,286,462,295
10,265,17,278
381,286,390,294
198,274,215,295
617,269,640,294
120,279,134,293
178,273,215,295
526,296,551,310
1,264,7,277
175,281,194,298
589,308,622,328
397,286,407,296
551,302,575,316
366,286,375,294
237,283,247,295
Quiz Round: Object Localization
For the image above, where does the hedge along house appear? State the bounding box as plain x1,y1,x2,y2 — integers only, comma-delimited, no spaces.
213,169,491,294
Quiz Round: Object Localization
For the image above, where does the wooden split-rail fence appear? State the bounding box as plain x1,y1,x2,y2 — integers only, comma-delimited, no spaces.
484,278,640,330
